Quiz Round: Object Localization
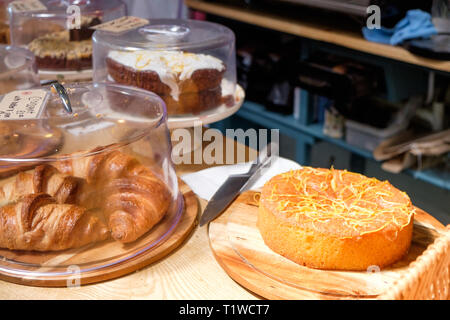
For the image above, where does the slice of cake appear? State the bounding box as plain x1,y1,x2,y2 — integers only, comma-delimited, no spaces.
29,30,92,70
106,50,226,115
69,16,102,41
0,22,9,44
258,167,414,271
28,16,101,71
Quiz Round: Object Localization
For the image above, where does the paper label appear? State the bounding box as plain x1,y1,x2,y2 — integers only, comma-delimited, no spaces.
0,89,48,120
90,16,149,33
10,0,47,13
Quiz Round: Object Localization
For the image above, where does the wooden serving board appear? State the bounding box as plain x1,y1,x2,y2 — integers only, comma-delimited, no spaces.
0,180,199,287
208,191,447,300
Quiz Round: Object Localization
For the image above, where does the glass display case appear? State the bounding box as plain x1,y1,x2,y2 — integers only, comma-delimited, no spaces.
92,18,237,117
0,82,183,280
8,0,126,72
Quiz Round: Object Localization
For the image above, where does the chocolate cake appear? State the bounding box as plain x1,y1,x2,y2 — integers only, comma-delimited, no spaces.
0,22,9,44
106,50,226,115
28,16,101,71
69,16,101,41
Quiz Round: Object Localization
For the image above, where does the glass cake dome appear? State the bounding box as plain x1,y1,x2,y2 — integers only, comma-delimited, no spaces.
92,18,237,118
0,82,183,284
8,0,126,72
0,44,39,94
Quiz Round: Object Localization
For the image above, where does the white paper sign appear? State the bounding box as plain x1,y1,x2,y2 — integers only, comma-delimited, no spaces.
90,16,149,33
0,89,48,120
10,0,47,13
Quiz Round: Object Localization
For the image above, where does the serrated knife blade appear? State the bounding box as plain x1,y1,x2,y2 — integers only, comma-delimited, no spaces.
199,143,276,226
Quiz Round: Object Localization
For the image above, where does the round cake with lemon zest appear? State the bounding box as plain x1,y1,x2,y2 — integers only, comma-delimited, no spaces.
258,167,414,271
105,50,227,115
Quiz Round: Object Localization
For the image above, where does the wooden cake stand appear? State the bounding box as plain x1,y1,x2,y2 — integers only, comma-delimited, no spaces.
167,85,244,129
0,180,198,287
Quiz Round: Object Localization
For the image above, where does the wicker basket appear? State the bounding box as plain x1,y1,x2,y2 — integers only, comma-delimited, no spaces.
378,225,450,300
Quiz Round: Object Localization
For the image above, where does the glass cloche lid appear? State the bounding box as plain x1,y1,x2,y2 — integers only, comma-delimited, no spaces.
0,82,183,283
92,18,234,51
0,82,168,161
8,0,126,19
92,19,238,118
0,44,39,94
8,0,127,72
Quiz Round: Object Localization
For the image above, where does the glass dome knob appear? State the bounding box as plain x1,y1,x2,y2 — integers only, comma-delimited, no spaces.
138,25,190,43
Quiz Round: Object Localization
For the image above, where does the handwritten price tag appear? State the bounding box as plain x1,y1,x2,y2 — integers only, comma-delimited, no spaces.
90,16,149,33
0,89,48,120
10,0,47,13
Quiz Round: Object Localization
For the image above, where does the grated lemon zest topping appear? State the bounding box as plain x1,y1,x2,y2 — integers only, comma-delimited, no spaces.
263,167,414,238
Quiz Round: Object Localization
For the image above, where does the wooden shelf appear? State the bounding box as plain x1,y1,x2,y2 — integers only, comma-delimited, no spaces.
234,100,450,191
185,0,450,73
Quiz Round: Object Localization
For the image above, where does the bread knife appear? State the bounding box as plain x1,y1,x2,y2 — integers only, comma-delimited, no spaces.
199,143,276,226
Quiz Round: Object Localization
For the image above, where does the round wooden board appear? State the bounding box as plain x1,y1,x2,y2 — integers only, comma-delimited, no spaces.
0,180,199,287
208,191,447,300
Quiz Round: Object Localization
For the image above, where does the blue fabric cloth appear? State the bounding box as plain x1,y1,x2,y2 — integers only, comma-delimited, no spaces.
362,9,437,45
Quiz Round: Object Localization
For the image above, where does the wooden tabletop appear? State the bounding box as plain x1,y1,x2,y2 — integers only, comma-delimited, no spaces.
185,0,450,73
0,133,445,299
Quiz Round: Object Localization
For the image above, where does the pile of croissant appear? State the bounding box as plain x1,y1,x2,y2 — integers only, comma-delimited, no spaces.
0,149,171,251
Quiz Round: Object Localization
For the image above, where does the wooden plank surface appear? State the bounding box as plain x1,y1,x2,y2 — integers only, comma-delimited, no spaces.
185,0,450,73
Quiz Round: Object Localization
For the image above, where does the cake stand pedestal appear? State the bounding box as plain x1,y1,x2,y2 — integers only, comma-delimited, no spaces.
170,85,245,161
167,85,244,130
39,69,93,83
0,179,198,287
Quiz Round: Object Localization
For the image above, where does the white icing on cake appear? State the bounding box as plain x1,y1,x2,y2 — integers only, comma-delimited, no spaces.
107,50,225,101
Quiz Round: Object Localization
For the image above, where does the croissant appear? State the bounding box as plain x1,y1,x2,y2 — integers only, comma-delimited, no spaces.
53,148,148,183
0,193,109,251
102,175,171,242
0,150,171,250
52,150,171,243
0,164,86,205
